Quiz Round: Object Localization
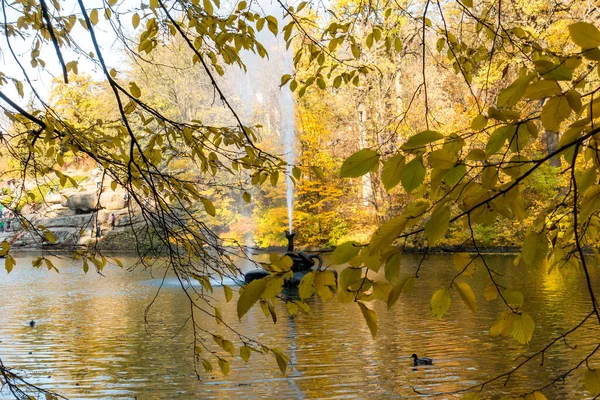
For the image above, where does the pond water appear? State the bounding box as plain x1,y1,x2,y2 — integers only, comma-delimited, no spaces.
0,253,598,399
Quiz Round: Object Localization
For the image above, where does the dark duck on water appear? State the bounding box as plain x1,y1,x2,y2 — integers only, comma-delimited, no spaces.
411,354,433,366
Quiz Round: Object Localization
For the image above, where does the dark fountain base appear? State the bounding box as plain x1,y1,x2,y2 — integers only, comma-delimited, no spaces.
244,231,322,286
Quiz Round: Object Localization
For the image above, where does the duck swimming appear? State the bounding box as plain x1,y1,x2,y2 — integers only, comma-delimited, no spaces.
411,354,433,366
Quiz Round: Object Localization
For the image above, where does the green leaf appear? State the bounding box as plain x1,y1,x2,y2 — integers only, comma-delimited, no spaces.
401,157,426,192
381,153,405,191
569,22,600,48
201,197,216,216
358,301,378,338
524,80,562,100
462,0,473,7
424,206,450,244
430,288,451,320
368,215,406,256
471,115,488,131
511,312,535,344
223,285,233,302
330,241,361,265
485,126,509,156
541,96,571,131
400,130,444,151
340,148,379,178
237,278,268,319
521,231,549,268
428,149,457,169
466,148,486,161
455,281,477,312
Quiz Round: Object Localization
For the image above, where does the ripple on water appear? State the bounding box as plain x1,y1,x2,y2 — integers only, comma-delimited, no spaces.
1,254,598,398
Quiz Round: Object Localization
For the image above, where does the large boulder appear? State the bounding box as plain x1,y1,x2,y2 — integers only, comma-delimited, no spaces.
45,192,62,204
99,190,127,210
66,191,99,212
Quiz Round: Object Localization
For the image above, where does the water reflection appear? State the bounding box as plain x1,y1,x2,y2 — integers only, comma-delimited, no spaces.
0,254,598,398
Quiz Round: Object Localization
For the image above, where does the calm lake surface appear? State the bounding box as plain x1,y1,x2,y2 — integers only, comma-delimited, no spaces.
0,253,598,399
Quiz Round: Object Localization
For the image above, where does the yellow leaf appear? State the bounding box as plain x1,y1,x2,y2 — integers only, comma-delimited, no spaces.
0,241,10,257
521,231,549,268
298,271,315,299
223,285,233,302
424,206,450,244
129,82,141,98
401,157,426,192
524,80,562,100
358,301,378,338
90,9,99,25
201,197,216,216
261,275,284,299
330,241,361,265
584,369,600,395
511,312,535,344
455,281,477,312
541,96,571,131
430,288,451,320
240,346,251,362
5,255,15,273
401,130,444,151
524,391,548,400
569,22,600,48
471,114,488,131
214,307,222,325
454,253,476,276
201,358,212,372
340,148,379,178
45,230,57,244
381,153,405,191
218,358,230,375
387,276,410,309
132,13,140,29
237,278,267,320
272,348,287,374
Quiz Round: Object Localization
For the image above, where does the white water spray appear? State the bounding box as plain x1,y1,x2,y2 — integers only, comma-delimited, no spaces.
282,78,295,234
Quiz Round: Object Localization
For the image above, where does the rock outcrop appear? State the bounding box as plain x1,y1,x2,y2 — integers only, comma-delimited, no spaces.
0,169,145,251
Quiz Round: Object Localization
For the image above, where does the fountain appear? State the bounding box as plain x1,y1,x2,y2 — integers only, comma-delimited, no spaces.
244,232,323,285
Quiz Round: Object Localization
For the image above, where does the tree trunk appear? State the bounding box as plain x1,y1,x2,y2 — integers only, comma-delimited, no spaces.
545,130,561,167
357,102,372,208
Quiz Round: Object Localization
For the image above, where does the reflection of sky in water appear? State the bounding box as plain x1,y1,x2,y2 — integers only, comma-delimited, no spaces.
0,254,598,398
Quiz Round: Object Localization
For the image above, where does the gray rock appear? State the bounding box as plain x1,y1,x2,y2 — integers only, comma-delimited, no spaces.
67,192,99,212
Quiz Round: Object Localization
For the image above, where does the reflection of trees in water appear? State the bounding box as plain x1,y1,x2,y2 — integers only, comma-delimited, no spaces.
1,254,598,398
